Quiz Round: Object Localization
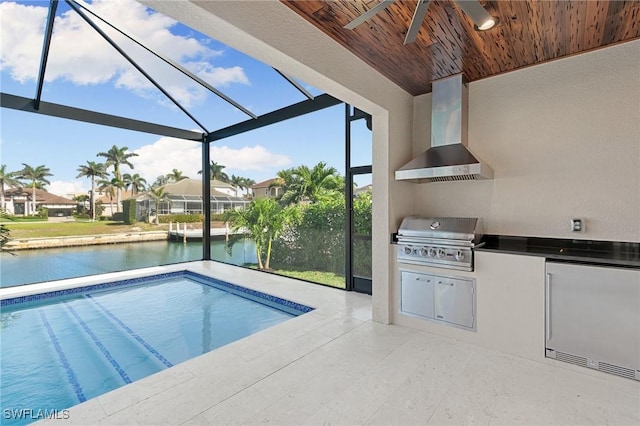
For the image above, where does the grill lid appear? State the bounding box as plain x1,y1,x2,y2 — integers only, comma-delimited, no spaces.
398,216,481,242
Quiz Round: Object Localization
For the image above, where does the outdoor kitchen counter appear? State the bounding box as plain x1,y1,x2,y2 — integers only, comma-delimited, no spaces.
477,235,640,268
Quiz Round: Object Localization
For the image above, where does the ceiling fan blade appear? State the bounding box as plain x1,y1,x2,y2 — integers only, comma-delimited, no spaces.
404,0,431,44
344,0,395,30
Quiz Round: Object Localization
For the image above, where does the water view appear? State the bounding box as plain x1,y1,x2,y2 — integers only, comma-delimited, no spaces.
0,239,257,288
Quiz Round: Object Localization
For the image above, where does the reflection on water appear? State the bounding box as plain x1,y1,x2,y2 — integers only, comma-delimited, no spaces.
0,239,257,288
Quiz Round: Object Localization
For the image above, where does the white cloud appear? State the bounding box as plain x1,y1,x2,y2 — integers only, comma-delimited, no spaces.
210,145,290,171
0,0,249,107
131,137,291,182
131,137,201,182
48,180,89,197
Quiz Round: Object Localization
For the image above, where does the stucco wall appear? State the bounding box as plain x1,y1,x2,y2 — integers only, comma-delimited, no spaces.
410,39,640,242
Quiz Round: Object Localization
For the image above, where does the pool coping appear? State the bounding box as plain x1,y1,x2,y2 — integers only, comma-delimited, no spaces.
1,269,314,316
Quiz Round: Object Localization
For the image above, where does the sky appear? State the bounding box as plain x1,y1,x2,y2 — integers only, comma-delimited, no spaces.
0,0,372,197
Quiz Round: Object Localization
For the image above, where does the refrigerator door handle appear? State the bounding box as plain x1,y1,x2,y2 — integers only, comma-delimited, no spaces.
545,273,552,341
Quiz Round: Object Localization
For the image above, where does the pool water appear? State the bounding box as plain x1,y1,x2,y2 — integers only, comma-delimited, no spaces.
0,272,312,425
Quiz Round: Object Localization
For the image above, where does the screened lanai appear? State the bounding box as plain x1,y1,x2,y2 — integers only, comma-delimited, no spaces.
1,0,341,259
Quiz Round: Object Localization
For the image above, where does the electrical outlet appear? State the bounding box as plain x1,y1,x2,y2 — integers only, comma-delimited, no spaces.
571,218,583,232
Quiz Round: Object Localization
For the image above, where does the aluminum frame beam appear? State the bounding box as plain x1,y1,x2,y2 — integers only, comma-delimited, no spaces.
273,69,314,100
34,0,58,110
1,93,204,141
207,93,341,142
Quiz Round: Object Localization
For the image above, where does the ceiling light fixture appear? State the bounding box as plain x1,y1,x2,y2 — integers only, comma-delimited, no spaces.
344,0,499,44
455,0,498,31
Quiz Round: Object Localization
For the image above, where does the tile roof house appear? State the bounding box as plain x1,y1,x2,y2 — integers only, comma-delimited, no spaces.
250,178,284,199
135,178,249,221
2,187,76,217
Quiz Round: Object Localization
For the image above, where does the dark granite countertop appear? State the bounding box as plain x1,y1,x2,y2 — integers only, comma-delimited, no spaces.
476,235,640,268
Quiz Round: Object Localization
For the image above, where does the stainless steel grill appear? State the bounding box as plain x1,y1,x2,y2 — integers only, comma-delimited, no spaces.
396,216,483,271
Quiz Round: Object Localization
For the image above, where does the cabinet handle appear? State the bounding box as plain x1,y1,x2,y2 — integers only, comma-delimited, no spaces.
545,273,552,340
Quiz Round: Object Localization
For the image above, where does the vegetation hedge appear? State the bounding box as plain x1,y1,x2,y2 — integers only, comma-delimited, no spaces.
122,199,137,225
270,192,372,278
156,213,228,223
158,214,204,224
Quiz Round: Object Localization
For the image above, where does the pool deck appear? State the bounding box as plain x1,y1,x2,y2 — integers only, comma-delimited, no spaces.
9,261,636,425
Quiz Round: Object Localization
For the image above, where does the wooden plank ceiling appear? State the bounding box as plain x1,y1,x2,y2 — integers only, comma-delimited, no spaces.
282,0,640,95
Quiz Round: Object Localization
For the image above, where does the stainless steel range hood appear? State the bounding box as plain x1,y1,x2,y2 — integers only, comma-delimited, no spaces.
395,74,493,183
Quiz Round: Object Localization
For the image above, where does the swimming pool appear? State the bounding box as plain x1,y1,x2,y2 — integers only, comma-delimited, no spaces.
0,271,313,425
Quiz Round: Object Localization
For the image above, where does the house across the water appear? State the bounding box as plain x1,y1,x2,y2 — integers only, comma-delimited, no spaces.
2,187,76,217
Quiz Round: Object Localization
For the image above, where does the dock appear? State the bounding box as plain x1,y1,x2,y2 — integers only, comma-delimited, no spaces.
168,222,244,242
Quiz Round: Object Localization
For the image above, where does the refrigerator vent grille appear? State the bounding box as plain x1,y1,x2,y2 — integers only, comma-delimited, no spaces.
554,351,639,381
599,362,637,380
555,351,587,368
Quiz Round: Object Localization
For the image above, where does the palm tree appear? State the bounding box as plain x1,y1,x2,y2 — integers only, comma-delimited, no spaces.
242,177,256,198
122,173,147,195
96,178,117,218
76,161,107,221
0,210,10,249
224,198,298,270
198,161,229,182
18,163,53,215
0,164,22,212
152,175,170,189
242,177,256,189
147,185,171,224
230,175,245,196
97,145,138,213
165,169,188,183
275,162,340,206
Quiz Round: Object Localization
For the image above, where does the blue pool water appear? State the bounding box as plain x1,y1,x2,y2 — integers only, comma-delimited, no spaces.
0,271,312,425
0,239,257,288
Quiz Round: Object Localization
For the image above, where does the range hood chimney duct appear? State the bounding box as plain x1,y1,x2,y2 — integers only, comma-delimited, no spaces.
395,74,493,182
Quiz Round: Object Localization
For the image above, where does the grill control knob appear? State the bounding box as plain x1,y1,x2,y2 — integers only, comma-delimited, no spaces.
437,248,446,258
404,246,412,255
428,248,437,257
420,248,428,257
455,250,465,261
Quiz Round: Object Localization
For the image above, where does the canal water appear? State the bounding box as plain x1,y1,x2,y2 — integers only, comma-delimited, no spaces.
0,239,257,288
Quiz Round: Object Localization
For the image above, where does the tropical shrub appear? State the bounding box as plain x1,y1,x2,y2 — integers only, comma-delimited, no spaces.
271,190,372,278
224,198,298,270
158,214,203,224
271,197,345,274
122,199,137,224
0,211,10,249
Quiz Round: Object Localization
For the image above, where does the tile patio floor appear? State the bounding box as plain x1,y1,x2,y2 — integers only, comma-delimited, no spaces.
39,261,638,425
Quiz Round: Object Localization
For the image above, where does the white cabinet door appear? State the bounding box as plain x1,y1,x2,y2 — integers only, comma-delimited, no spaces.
401,271,434,319
434,276,475,329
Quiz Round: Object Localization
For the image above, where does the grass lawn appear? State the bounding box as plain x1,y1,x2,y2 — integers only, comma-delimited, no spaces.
2,221,169,239
270,267,346,289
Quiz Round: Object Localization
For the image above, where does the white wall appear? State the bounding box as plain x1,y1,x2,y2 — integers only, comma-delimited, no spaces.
410,40,640,242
